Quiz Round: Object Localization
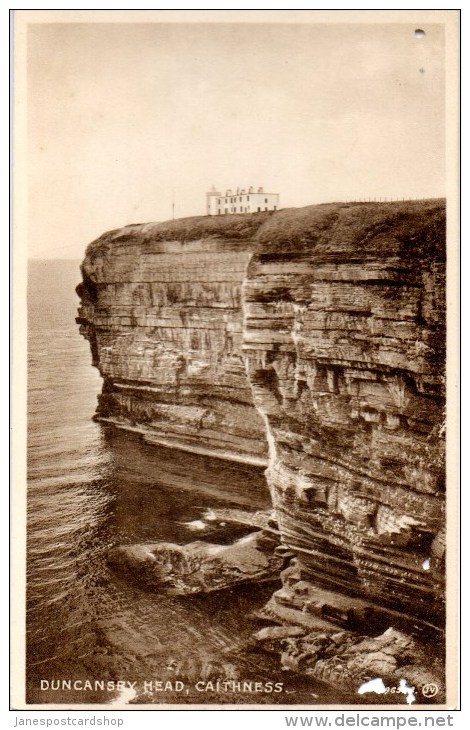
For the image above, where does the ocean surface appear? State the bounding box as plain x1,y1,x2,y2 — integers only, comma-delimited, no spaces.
27,259,345,707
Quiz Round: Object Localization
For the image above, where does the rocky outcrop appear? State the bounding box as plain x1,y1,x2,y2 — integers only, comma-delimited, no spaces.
108,531,282,594
254,624,444,704
78,199,446,696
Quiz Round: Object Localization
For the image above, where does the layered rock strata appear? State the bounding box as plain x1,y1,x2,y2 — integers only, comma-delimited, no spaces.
77,215,270,465
78,200,446,650
242,200,446,629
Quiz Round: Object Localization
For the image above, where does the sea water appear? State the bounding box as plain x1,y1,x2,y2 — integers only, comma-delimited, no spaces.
26,259,344,706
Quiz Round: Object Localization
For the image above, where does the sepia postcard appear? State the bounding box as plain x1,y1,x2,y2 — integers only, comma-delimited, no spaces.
11,9,460,711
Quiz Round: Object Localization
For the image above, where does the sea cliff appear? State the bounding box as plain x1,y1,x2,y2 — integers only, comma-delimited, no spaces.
242,201,445,631
77,214,269,465
78,200,446,696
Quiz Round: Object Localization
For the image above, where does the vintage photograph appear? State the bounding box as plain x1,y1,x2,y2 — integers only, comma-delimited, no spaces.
13,9,459,709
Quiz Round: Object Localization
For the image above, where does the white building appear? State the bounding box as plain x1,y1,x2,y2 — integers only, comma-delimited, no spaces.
206,186,279,216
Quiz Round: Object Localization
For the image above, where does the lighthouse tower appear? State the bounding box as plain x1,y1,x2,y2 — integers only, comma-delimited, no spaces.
206,185,221,216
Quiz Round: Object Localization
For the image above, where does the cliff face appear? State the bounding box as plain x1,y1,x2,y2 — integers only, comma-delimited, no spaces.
77,214,270,465
78,200,445,630
243,201,446,628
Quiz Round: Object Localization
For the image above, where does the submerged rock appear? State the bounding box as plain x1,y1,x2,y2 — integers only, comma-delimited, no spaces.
253,626,306,642
107,531,282,594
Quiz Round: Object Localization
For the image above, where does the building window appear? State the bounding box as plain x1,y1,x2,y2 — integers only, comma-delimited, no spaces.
239,197,242,202
265,207,268,211
265,198,268,203
274,206,277,211
257,207,261,212
225,208,228,214
247,196,250,201
218,210,221,215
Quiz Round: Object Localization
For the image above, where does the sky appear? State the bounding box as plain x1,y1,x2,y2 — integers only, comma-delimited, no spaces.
26,19,446,259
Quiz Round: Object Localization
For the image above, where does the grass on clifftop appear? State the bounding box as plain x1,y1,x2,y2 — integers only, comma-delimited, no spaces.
255,199,446,263
99,211,272,244
86,199,445,265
